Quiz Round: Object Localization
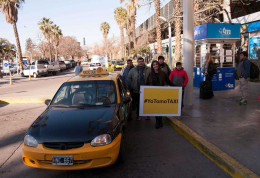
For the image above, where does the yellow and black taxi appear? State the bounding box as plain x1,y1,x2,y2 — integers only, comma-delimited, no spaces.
22,68,131,170
115,61,125,70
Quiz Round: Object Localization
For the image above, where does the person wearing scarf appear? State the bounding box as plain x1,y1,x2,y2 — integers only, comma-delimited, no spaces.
128,57,150,120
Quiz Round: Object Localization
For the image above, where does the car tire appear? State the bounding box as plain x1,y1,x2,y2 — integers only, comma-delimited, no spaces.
33,73,37,78
21,73,25,77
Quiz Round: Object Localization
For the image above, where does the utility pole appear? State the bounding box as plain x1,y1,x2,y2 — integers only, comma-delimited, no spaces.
183,0,194,106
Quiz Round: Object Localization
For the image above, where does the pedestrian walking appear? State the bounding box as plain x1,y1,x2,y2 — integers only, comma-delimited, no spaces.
74,62,83,76
128,57,150,120
169,62,188,109
146,60,171,128
121,59,134,88
158,56,171,77
237,51,250,105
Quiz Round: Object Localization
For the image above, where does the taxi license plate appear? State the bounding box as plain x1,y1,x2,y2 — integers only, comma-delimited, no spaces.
52,155,73,165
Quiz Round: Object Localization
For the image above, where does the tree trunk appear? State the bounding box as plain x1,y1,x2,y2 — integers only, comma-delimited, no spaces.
120,27,125,59
55,45,58,61
174,0,182,62
131,15,136,49
155,0,162,56
48,38,52,61
128,35,131,56
12,22,23,71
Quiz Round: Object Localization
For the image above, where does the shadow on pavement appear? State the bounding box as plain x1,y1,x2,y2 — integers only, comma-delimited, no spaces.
0,102,9,108
0,128,26,149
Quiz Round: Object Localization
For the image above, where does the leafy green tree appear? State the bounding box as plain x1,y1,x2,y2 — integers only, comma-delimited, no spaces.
0,0,24,70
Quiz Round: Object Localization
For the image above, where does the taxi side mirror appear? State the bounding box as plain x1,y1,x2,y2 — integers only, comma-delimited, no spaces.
44,99,51,106
122,96,131,104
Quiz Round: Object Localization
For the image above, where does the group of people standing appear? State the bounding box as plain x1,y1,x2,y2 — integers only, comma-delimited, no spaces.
122,56,188,129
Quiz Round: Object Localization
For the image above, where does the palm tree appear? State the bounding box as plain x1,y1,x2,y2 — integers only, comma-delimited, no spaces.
174,0,182,62
100,22,110,57
0,0,24,71
51,24,62,61
120,0,139,49
125,16,132,56
38,17,53,60
114,7,128,59
154,0,162,56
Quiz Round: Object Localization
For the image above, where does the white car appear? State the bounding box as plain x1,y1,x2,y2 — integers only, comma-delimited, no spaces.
89,63,101,70
21,65,48,78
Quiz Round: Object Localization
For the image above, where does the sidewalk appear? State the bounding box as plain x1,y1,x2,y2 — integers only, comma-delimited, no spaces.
0,74,26,84
171,81,260,176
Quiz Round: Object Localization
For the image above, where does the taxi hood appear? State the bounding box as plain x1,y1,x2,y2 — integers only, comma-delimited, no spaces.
27,106,116,143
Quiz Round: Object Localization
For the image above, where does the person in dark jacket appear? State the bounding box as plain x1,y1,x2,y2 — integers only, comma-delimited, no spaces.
169,62,189,109
158,56,171,77
237,51,250,105
128,57,150,120
202,53,216,81
146,60,170,128
121,59,134,87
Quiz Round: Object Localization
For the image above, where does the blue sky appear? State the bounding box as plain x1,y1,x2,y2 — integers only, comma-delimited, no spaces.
0,0,170,52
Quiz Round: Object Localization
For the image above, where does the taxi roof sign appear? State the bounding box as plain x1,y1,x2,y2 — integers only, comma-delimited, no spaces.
80,67,109,77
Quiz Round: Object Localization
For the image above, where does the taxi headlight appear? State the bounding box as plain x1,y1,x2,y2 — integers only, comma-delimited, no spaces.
24,135,38,147
91,134,112,147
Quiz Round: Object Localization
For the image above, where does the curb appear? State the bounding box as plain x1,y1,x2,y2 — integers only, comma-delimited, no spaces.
166,117,259,178
0,98,47,104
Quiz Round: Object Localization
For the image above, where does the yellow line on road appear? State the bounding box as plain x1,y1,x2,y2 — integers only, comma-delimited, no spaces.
166,117,259,178
0,98,47,104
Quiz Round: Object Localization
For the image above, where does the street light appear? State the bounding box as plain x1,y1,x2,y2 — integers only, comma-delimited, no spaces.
159,16,172,69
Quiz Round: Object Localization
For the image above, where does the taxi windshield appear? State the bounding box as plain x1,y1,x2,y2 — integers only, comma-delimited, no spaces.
51,80,116,107
116,61,124,65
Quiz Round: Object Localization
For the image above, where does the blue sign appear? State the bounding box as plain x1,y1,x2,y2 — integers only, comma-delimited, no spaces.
4,63,9,67
194,24,207,40
194,23,241,40
194,67,235,90
248,21,260,32
249,36,260,60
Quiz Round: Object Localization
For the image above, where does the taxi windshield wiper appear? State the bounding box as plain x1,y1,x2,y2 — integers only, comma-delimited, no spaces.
72,103,96,107
51,104,70,108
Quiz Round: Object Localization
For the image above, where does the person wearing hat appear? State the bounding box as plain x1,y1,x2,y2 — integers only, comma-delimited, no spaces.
158,56,171,77
169,62,189,109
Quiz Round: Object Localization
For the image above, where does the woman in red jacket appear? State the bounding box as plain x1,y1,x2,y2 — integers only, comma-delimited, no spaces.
169,62,189,109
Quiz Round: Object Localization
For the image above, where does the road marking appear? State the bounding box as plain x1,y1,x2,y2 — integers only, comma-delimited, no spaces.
0,98,47,104
166,117,259,178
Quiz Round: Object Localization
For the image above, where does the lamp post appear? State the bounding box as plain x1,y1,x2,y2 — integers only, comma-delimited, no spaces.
159,16,172,69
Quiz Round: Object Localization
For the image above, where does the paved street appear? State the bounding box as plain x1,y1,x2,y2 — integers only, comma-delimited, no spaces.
0,70,230,178
0,103,228,178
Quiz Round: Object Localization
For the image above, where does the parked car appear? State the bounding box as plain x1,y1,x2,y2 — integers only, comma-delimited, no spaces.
82,59,89,66
55,61,67,71
21,65,48,78
32,60,60,75
70,60,76,67
22,69,131,170
115,61,125,70
89,63,101,70
64,60,72,69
